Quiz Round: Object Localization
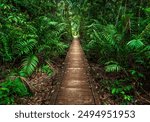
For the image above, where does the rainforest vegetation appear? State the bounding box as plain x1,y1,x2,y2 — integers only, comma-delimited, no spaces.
0,0,150,104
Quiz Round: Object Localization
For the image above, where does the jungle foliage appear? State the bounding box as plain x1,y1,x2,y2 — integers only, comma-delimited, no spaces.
0,0,150,104
79,0,150,104
0,0,70,104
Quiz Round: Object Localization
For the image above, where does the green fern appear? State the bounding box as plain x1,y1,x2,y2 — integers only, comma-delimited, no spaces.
105,61,122,73
0,32,12,61
144,8,150,13
127,39,144,50
0,78,29,104
22,55,39,76
40,65,53,76
16,39,37,55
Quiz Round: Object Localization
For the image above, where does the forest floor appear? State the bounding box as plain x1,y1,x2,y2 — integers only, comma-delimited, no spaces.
15,58,64,105
89,63,116,105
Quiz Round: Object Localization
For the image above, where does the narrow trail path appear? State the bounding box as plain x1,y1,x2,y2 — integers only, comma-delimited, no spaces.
55,38,99,105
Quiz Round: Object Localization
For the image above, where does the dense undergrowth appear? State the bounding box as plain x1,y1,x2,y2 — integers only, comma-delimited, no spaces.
0,0,150,104
0,0,70,104
80,0,150,104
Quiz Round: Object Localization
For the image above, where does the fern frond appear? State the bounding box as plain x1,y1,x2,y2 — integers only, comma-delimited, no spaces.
16,39,37,55
93,29,101,41
22,55,39,76
38,44,51,53
127,39,144,50
105,61,122,73
0,32,12,61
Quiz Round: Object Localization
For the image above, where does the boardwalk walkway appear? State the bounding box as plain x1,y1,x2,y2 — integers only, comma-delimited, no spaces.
55,38,98,105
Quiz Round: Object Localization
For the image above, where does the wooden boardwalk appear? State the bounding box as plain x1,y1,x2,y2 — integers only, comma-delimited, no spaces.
55,38,99,105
